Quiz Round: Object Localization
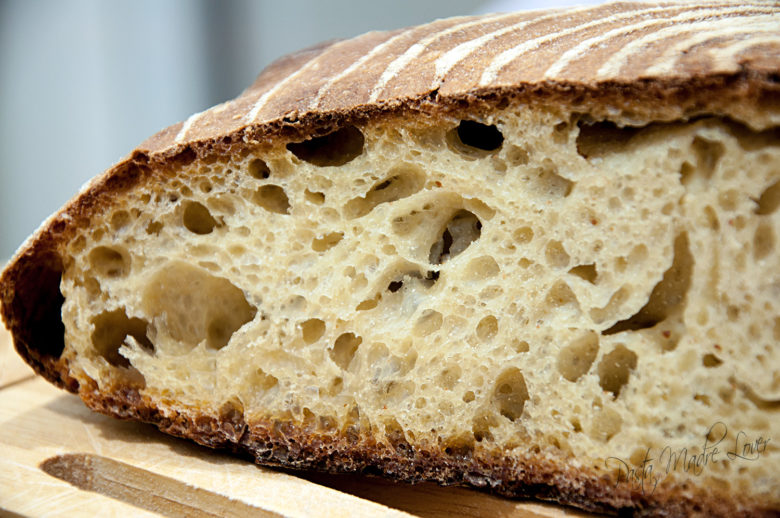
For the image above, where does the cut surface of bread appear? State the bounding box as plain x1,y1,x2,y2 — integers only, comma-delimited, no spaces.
1,3,779,517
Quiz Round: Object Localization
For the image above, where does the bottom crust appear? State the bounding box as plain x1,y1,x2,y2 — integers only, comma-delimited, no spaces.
75,382,772,518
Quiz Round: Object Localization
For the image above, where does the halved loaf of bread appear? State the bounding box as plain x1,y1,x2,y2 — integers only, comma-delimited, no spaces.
2,2,779,516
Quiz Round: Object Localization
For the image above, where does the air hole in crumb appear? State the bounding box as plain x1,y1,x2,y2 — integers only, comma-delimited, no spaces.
414,310,443,337
737,380,780,410
476,315,498,342
545,240,570,269
703,205,720,230
546,281,579,309
356,294,381,311
753,222,775,260
287,125,364,167
384,270,436,293
207,318,240,349
344,165,425,219
553,121,570,143
512,339,530,353
629,244,648,265
473,412,498,442
312,232,343,252
569,263,597,283
443,435,475,457
429,210,482,264
603,233,692,334
719,188,742,212
145,221,163,235
479,285,502,299
305,189,325,204
531,163,573,198
252,368,279,391
142,262,256,350
302,408,317,427
463,391,476,403
598,344,637,397
447,120,504,156
182,201,217,234
680,137,724,186
218,399,244,424
506,145,529,166
576,120,641,158
254,185,290,214
327,377,343,397
331,332,362,370
558,331,599,382
384,418,408,449
774,317,780,341
628,446,650,467
248,158,270,179
755,180,780,215
703,353,723,368
465,256,500,281
110,211,130,231
492,367,529,421
89,246,130,278
387,280,404,292
438,365,461,390
300,318,325,344
513,226,534,244
590,407,622,442
91,309,153,368
71,236,87,254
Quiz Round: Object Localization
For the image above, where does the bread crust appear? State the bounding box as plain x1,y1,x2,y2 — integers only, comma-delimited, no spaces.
76,382,775,517
1,2,778,515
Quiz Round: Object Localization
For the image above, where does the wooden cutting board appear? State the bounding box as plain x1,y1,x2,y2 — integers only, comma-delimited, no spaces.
0,324,590,517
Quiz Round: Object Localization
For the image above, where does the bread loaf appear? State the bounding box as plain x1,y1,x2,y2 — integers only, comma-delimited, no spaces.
2,2,779,516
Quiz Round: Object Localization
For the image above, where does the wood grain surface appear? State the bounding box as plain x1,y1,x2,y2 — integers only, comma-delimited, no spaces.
0,319,34,388
0,324,592,518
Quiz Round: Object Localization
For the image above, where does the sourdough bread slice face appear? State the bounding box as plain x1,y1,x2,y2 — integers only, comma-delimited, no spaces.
2,3,779,516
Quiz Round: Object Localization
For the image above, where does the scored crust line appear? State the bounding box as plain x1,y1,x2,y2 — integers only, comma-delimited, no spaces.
309,26,421,110
367,12,518,103
710,33,780,68
541,3,754,79
175,110,207,144
429,6,583,90
643,17,780,76
597,8,777,78
480,3,688,86
174,101,232,144
244,37,360,124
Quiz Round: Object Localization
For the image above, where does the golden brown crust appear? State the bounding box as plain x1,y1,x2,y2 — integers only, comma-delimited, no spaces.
1,3,779,516
77,383,775,517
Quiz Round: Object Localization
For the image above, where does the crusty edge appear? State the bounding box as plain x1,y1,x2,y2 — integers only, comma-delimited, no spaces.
76,381,776,518
1,72,779,516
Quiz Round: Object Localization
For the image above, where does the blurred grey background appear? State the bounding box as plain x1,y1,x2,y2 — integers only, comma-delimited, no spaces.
0,0,596,259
